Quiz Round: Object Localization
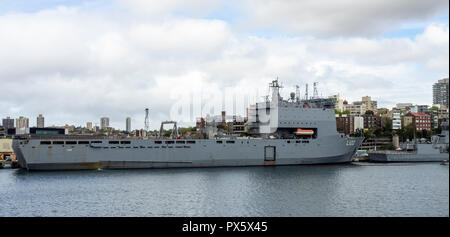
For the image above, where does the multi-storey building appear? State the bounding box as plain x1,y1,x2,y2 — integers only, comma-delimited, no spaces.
410,105,429,113
396,103,413,110
433,78,449,107
126,117,131,133
86,122,93,130
2,117,14,129
100,117,109,130
391,108,402,130
401,114,414,128
336,115,354,135
37,114,45,128
407,112,432,131
343,103,366,116
362,114,382,129
329,94,344,112
361,96,377,112
15,116,29,129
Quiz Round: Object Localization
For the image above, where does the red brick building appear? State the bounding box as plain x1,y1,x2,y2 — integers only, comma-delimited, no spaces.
408,112,432,131
336,115,354,135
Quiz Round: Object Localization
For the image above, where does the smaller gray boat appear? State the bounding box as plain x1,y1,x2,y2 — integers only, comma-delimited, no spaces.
368,122,449,162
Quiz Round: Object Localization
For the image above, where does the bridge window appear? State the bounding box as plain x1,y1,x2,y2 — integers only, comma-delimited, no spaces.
226,141,235,144
187,141,196,144
53,141,64,144
154,141,162,144
78,141,89,144
120,141,131,144
40,141,51,145
109,141,119,144
65,141,77,145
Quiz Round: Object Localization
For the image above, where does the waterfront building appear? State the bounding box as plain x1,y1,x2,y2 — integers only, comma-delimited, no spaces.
37,114,44,128
126,117,131,133
100,117,109,130
396,103,413,111
362,114,382,129
433,78,449,107
336,115,354,135
343,103,366,116
392,108,402,130
86,122,92,130
429,110,439,130
15,116,29,129
401,115,414,128
329,94,344,112
15,116,29,135
406,112,432,131
354,116,364,132
2,117,14,129
410,105,429,113
438,105,449,119
361,96,378,112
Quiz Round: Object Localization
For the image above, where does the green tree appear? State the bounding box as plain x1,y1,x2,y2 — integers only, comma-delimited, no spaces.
430,106,439,111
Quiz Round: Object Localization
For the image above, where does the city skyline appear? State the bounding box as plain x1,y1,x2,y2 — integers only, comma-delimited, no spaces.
1,83,448,131
0,0,448,130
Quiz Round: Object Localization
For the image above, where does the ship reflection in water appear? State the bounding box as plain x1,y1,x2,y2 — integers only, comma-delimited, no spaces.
0,163,448,217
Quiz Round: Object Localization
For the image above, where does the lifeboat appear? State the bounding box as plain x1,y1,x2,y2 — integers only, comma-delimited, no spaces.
294,128,314,135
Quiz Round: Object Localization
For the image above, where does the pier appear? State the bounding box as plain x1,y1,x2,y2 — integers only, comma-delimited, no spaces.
0,159,20,169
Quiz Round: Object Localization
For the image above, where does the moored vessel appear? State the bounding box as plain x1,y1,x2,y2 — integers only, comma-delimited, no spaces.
13,80,364,171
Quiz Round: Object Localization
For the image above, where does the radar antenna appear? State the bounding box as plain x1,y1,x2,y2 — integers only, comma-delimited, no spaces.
295,85,300,103
313,82,319,99
305,83,309,100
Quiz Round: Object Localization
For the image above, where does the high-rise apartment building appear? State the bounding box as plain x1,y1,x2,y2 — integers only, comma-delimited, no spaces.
37,114,45,128
2,117,14,129
433,78,449,107
86,122,92,130
126,117,131,132
361,96,377,112
16,116,29,129
100,117,109,130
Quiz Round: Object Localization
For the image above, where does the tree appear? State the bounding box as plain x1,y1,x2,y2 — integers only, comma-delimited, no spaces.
365,110,375,115
398,123,415,141
430,106,439,111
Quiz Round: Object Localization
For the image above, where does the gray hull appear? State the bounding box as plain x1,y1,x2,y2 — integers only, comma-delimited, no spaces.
13,136,363,171
369,143,449,162
368,152,448,162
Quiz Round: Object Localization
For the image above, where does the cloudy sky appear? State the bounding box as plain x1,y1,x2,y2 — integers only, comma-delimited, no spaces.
0,0,448,130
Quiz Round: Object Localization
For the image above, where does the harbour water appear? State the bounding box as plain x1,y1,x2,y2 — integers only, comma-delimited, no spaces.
0,163,448,217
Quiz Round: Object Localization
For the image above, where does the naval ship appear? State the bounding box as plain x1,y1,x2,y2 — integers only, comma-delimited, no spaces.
368,121,449,162
12,80,364,171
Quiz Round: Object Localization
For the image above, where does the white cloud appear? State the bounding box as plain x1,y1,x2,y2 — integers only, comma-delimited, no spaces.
117,0,220,17
0,2,448,130
242,0,448,36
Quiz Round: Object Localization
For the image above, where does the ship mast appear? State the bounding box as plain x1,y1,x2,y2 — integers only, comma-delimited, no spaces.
269,78,283,103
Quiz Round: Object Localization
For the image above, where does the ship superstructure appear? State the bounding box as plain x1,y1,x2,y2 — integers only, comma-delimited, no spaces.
13,79,363,170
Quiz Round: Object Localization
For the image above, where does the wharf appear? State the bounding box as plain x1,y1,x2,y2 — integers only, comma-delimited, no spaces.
0,160,20,169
